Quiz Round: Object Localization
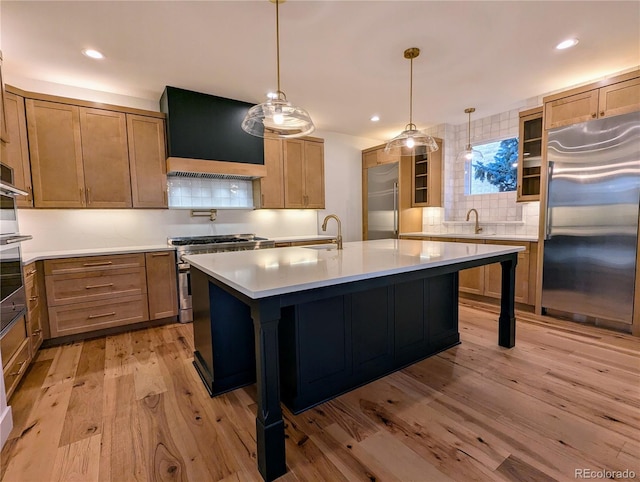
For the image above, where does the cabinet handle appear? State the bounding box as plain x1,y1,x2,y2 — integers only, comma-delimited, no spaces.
600,111,605,117
80,188,85,206
591,112,597,118
163,190,168,205
88,312,116,319
87,187,92,205
85,283,114,289
32,329,42,336
151,252,169,257
9,360,27,377
29,296,38,301
26,269,37,276
83,261,113,267
28,186,33,202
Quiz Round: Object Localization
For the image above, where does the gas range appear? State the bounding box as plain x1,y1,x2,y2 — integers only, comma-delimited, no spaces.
168,234,275,323
168,234,275,258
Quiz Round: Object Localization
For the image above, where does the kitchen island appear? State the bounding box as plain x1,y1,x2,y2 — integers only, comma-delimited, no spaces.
184,239,523,482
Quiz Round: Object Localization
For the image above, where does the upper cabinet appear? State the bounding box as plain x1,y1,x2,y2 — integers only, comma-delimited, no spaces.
0,50,8,143
127,115,168,208
3,91,32,207
259,136,325,209
516,107,543,202
410,138,443,207
544,71,640,130
22,92,167,209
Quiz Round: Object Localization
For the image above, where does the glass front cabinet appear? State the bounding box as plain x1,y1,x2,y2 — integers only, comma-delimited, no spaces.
517,107,543,202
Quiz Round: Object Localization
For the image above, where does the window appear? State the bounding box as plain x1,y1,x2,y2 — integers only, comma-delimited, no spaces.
465,137,518,194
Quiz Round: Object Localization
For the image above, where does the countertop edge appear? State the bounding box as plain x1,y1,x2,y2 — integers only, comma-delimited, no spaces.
400,232,539,242
21,245,174,264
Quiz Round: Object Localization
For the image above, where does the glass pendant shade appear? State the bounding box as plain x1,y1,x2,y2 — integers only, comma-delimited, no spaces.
241,0,314,138
242,92,314,138
385,123,439,152
385,48,438,154
458,107,483,164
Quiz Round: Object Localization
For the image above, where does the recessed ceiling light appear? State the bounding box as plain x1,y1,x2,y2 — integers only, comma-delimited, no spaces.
556,38,579,50
82,48,104,59
370,115,380,122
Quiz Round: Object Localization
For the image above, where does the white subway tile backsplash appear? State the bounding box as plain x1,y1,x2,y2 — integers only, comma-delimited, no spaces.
168,177,254,209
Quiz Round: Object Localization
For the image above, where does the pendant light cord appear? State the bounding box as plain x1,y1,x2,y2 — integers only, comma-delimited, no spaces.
467,110,471,150
409,56,413,127
275,0,281,94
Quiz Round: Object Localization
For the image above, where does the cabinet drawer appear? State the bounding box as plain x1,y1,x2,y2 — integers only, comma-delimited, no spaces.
3,338,30,400
44,253,145,275
1,316,28,367
48,294,149,337
23,262,38,281
46,267,146,306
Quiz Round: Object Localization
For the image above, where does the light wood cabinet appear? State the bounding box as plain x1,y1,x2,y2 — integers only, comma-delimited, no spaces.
0,50,8,143
516,107,543,202
274,239,334,248
544,71,640,129
410,139,443,207
1,316,30,400
26,99,85,207
284,138,325,208
80,107,132,207
260,136,325,209
23,262,46,354
483,241,530,303
260,137,285,208
127,114,168,208
45,253,148,337
145,251,178,320
362,146,397,168
3,91,32,207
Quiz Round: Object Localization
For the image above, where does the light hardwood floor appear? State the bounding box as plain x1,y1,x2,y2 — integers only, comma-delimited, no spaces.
1,304,639,482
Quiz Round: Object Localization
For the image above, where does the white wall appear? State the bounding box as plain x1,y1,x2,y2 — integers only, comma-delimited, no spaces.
315,130,379,242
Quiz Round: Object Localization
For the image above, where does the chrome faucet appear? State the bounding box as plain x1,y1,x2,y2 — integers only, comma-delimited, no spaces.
321,214,343,250
466,208,483,234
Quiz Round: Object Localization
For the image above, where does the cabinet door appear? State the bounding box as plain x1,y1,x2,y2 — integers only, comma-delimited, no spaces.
27,100,85,207
544,90,599,130
456,239,485,295
283,139,305,208
260,137,284,208
303,140,324,208
517,109,543,202
24,265,44,354
598,77,640,119
127,115,168,208
3,92,32,207
0,50,8,143
145,251,178,320
484,241,530,303
80,107,132,208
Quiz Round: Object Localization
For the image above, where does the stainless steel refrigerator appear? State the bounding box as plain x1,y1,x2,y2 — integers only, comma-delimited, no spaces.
366,162,399,240
542,111,640,325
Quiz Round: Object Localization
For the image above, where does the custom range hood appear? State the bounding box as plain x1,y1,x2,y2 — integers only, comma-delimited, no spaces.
161,86,266,179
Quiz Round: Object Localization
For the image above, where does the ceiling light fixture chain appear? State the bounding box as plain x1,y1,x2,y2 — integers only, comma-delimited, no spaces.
241,0,314,138
385,47,438,153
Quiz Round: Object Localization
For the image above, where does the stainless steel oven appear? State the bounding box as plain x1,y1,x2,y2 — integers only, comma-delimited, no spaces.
168,235,275,323
0,163,32,335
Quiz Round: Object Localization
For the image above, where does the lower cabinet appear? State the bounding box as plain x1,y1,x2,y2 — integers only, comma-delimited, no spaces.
1,316,30,400
44,250,178,338
23,261,46,354
274,239,334,248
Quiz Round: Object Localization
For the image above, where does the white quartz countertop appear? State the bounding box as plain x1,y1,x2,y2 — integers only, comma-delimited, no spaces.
270,235,336,243
401,232,538,242
183,239,524,299
21,244,174,264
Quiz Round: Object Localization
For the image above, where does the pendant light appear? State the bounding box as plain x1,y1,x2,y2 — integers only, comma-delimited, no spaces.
457,107,484,163
385,48,438,153
242,0,315,138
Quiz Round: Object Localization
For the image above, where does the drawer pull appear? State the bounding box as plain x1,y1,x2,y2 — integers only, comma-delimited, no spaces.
85,283,114,289
151,252,170,257
83,261,113,267
26,269,37,276
88,312,116,320
9,360,27,377
32,329,42,336
29,296,38,301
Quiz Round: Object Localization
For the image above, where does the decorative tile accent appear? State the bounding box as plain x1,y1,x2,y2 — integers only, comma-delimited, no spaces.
168,177,254,209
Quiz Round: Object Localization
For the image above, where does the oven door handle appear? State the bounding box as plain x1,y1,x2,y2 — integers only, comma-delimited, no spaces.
0,181,29,197
1,235,33,245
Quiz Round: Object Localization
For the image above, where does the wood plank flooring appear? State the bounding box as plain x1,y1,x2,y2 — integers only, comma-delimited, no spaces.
2,304,639,481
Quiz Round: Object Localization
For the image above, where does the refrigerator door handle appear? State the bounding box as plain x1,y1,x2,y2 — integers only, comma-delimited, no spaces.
393,182,399,236
545,161,554,240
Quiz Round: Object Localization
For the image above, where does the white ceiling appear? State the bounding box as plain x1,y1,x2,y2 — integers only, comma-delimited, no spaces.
2,1,639,141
